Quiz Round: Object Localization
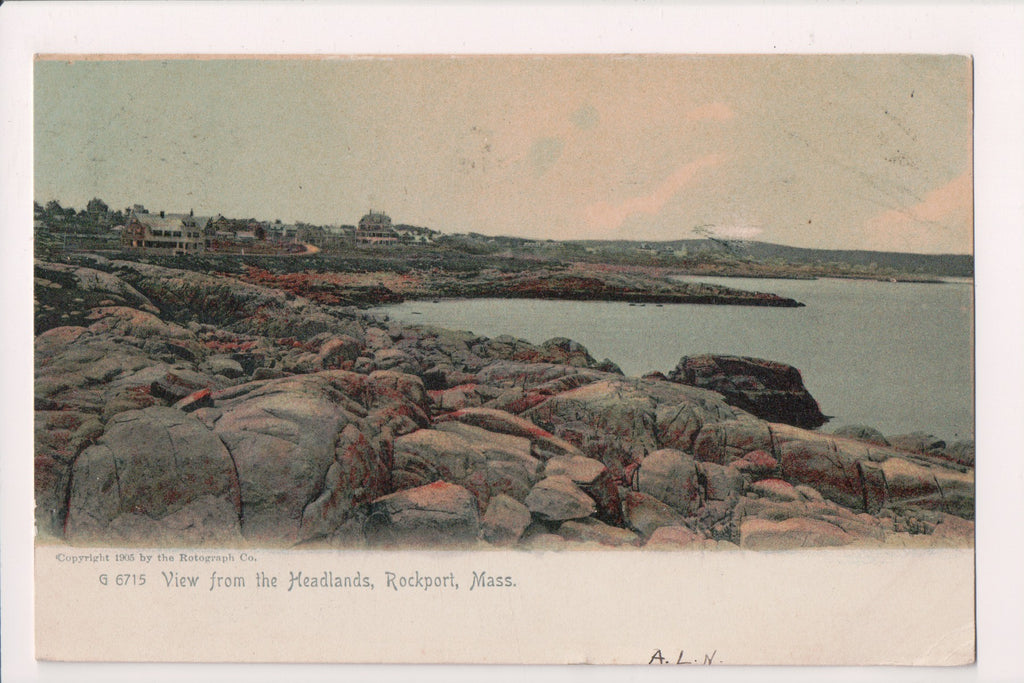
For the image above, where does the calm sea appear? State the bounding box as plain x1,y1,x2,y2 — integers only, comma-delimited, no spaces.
371,276,974,442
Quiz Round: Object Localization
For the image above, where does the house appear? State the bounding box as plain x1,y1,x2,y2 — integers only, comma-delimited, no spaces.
393,224,438,244
122,209,211,255
355,211,399,245
264,222,300,243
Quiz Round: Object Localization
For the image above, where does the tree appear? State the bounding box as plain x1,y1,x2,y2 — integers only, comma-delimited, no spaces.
86,197,109,214
44,200,63,215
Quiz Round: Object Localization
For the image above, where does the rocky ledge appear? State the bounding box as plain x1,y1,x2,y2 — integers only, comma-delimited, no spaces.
35,256,972,550
667,355,829,429
236,262,804,308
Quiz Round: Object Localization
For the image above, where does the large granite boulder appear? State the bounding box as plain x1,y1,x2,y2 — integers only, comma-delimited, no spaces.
524,475,597,521
35,409,101,536
435,407,581,461
620,491,688,537
364,481,480,548
65,407,241,544
635,448,703,516
691,419,774,465
391,423,541,512
393,428,489,486
524,377,745,478
210,373,360,542
542,455,623,525
769,424,974,519
481,495,533,546
300,423,392,540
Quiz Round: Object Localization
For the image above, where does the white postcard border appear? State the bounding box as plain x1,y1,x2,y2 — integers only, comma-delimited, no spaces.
4,2,1023,681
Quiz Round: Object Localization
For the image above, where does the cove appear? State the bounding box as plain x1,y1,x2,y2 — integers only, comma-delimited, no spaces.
372,276,973,442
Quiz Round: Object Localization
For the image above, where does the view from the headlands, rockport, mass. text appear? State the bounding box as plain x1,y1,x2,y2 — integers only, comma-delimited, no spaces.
34,55,973,553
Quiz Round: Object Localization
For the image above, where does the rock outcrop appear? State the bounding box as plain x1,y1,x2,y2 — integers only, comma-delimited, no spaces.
667,354,828,429
34,256,974,550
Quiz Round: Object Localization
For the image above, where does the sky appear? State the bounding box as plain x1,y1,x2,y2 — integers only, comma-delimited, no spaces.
35,55,973,254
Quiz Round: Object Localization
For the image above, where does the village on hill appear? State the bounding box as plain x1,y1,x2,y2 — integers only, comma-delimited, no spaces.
34,198,441,257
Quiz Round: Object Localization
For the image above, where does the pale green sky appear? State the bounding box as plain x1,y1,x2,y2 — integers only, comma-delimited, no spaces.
35,55,972,253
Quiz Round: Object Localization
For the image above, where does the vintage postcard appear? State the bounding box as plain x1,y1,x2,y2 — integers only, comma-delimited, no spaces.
10,4,1019,676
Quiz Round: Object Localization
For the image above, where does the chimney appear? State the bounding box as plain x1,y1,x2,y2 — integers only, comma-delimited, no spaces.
160,210,165,218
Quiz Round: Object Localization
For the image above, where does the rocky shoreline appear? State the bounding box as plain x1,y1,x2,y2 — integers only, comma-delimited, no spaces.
34,255,974,550
223,256,804,309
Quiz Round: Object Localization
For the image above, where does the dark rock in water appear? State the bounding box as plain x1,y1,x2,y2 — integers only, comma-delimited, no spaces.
668,355,828,429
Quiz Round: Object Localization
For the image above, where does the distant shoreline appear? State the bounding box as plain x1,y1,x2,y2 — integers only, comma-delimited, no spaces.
668,271,966,285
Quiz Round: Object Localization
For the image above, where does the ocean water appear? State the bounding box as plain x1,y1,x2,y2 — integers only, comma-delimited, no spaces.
371,276,974,441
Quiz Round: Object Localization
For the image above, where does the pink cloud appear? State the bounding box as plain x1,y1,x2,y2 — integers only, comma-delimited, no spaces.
583,154,724,234
684,101,735,122
864,171,973,252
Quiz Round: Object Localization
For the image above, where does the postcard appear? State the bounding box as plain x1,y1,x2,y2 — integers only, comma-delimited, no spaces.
6,3,1022,678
